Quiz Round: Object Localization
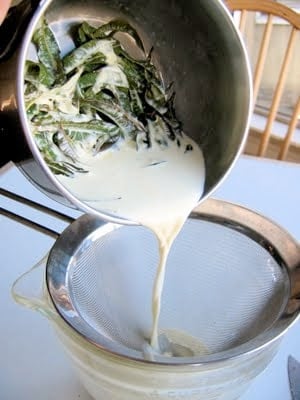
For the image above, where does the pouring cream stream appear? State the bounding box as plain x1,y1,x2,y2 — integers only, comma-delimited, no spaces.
58,132,205,352
25,18,206,355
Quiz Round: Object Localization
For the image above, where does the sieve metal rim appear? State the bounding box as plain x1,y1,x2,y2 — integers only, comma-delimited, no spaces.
45,198,300,366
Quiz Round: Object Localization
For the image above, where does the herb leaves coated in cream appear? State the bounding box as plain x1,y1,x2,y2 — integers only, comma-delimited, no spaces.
25,19,206,356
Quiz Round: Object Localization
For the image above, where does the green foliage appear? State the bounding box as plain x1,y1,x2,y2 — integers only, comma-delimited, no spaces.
25,19,182,176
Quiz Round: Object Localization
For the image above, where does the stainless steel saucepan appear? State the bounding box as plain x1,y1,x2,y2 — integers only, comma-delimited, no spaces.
0,0,252,224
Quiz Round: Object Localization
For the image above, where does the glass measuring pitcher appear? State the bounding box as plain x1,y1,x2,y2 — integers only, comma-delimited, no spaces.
11,198,300,400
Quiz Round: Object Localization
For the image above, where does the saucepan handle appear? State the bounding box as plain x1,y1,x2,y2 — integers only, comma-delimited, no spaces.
0,0,41,167
0,127,12,168
0,123,32,168
0,0,39,61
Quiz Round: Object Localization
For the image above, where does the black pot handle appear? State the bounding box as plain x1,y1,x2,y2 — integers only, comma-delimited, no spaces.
0,0,39,62
0,0,40,167
0,119,32,167
0,126,12,168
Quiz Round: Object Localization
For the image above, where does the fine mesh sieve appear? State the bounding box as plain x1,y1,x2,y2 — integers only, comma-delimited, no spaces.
44,198,300,365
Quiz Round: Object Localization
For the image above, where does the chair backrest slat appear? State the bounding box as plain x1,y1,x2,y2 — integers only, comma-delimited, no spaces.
258,26,298,156
278,96,300,160
253,14,274,103
239,9,248,34
225,0,300,161
226,0,300,29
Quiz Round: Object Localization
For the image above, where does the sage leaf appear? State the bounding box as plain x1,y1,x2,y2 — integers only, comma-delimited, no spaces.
32,19,65,85
25,60,54,88
63,39,113,74
82,97,145,140
92,19,144,52
26,19,184,177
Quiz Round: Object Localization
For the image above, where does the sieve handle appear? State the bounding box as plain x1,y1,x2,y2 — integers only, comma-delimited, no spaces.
0,188,75,238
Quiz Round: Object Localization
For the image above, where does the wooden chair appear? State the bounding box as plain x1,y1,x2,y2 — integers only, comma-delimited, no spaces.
225,0,300,161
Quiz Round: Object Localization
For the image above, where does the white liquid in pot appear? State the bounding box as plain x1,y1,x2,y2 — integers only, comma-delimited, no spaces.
58,128,205,354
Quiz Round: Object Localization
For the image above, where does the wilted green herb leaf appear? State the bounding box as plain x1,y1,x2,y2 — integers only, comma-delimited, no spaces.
77,21,96,44
26,19,183,177
25,60,53,88
81,97,145,140
63,39,110,74
32,19,65,86
92,19,144,52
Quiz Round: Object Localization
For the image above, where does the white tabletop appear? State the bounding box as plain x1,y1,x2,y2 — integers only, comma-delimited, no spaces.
0,155,299,400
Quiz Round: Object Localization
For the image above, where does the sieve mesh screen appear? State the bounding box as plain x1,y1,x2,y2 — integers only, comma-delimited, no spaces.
68,218,289,355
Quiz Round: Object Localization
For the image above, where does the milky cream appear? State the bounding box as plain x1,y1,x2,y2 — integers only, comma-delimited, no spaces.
58,132,205,352
26,19,206,354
